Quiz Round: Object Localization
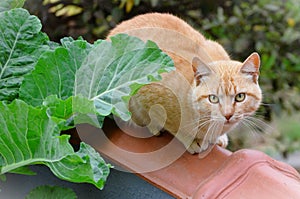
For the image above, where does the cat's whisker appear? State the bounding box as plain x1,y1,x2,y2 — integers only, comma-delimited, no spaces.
210,122,220,142
206,120,222,137
237,115,271,141
181,113,217,129
260,102,273,107
244,116,273,134
242,118,263,134
239,119,260,138
206,120,223,146
202,121,215,149
180,119,210,138
251,113,267,119
244,117,268,131
187,118,211,136
180,116,210,130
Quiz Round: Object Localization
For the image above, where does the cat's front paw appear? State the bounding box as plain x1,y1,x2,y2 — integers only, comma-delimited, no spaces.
187,135,228,154
187,140,201,154
216,134,228,148
187,139,210,154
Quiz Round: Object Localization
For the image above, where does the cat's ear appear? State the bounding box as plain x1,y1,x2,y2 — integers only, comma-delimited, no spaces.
240,52,260,83
192,57,212,86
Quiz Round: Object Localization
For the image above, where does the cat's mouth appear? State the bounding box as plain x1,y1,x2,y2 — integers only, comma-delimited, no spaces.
222,120,239,133
224,119,238,126
224,121,232,126
224,115,243,126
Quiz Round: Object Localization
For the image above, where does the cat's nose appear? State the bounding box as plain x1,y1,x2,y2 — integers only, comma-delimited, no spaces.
225,114,233,121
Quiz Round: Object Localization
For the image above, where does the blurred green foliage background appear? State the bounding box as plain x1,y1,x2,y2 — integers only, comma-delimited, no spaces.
24,0,300,158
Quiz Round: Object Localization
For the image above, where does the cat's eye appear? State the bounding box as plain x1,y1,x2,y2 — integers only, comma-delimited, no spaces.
208,95,219,104
235,93,246,102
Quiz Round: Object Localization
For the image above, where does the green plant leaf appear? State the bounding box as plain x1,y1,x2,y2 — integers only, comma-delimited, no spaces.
47,142,110,190
0,8,49,102
0,100,74,174
25,185,77,199
0,99,110,189
9,166,36,175
43,95,103,129
0,0,25,12
20,34,174,121
75,34,174,120
19,38,93,106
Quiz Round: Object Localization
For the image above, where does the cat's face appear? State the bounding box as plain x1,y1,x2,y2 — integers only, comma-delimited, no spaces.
192,53,262,134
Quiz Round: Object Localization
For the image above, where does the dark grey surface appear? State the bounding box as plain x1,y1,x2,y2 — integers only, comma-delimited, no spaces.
0,165,175,199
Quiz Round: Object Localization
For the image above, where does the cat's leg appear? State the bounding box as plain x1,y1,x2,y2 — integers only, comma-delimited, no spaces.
146,119,163,136
170,130,201,154
146,104,167,136
186,139,215,154
216,134,228,148
129,84,169,136
186,134,228,154
129,104,163,136
187,139,203,154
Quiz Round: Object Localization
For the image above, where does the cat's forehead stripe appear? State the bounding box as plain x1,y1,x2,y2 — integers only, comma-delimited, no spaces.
218,76,237,96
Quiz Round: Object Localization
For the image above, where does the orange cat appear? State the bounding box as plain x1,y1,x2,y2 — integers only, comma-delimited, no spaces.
107,13,262,154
